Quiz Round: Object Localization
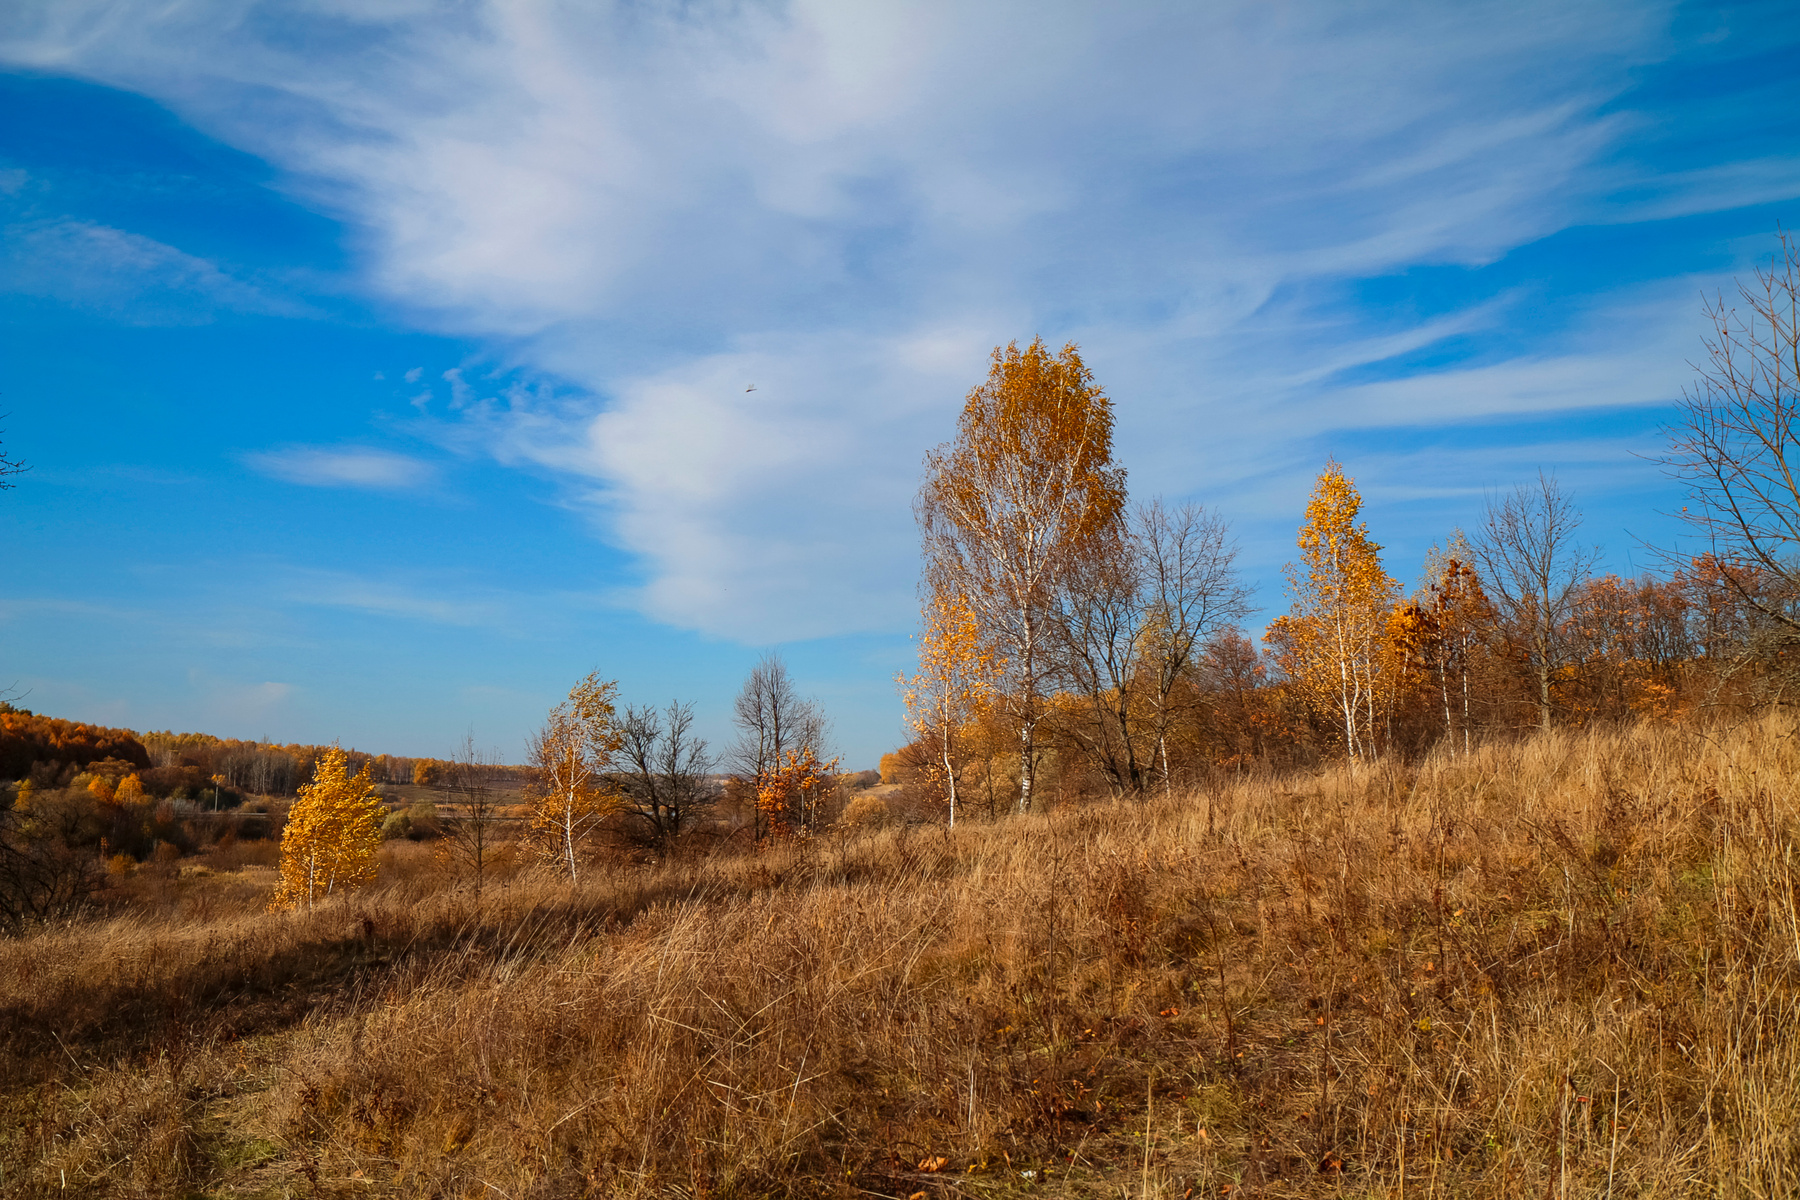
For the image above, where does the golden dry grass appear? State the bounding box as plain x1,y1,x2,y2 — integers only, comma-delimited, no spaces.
5,717,1800,1197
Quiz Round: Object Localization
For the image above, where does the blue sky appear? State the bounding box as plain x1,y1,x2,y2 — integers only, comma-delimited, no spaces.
2,1,1798,769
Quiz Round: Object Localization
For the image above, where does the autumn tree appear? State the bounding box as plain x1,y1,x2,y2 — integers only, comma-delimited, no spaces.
1267,461,1400,761
527,672,622,882
728,655,827,842
617,701,717,849
1393,538,1498,755
1681,552,1793,661
1195,628,1290,766
434,733,506,903
756,744,840,841
1472,472,1599,731
917,338,1127,814
272,746,384,911
900,592,997,826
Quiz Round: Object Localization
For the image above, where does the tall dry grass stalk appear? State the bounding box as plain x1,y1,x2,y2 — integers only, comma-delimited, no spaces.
4,717,1800,1196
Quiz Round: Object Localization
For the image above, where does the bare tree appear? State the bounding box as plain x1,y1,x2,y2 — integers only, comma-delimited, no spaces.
1472,472,1600,731
436,732,506,904
1136,501,1255,793
1049,501,1252,798
1662,230,1800,650
1047,522,1145,796
617,701,717,850
0,788,101,936
0,415,25,492
728,655,827,841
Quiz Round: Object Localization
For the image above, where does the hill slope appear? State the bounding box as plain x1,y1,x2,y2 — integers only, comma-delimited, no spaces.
3,719,1799,1197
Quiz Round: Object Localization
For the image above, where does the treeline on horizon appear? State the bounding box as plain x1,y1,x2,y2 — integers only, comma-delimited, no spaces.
886,471,1788,818
0,705,501,800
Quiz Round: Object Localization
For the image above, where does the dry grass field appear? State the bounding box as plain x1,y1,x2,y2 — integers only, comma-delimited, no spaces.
5,717,1800,1198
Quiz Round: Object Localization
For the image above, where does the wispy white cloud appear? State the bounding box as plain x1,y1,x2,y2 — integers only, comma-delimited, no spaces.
277,566,516,629
3,1,1794,641
245,445,435,490
0,217,304,322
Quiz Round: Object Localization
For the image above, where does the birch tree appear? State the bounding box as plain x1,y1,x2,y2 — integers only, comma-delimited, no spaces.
900,591,997,826
527,672,622,882
273,747,384,910
1419,539,1497,753
1267,461,1399,762
917,339,1127,814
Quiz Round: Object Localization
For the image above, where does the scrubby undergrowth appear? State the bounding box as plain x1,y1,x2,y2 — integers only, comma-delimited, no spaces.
4,718,1800,1197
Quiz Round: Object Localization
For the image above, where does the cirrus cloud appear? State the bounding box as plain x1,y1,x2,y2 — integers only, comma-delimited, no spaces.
245,445,435,490
4,0,1797,644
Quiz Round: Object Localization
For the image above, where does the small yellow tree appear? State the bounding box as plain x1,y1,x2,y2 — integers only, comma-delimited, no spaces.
273,747,384,911
756,743,840,841
1267,461,1399,762
528,672,623,882
900,590,997,827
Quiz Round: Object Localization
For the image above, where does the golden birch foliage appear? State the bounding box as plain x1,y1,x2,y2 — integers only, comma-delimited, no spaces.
917,338,1127,813
272,747,384,911
899,591,998,824
756,744,839,841
528,672,623,881
1268,461,1399,759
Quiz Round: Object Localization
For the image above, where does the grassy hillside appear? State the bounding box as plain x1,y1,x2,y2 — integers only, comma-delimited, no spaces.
4,718,1800,1197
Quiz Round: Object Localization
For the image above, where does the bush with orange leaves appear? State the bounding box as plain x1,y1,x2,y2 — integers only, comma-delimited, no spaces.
756,744,839,840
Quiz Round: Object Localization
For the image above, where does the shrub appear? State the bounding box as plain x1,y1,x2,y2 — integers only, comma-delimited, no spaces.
840,792,890,829
404,802,440,841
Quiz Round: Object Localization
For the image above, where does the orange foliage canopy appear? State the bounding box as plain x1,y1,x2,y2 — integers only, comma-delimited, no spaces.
756,745,840,841
917,338,1127,813
1266,461,1399,761
0,712,150,781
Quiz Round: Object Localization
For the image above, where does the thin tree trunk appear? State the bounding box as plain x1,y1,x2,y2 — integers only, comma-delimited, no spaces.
1459,647,1474,754
563,798,579,884
1438,659,1453,755
1018,609,1038,814
941,724,957,828
1018,721,1035,815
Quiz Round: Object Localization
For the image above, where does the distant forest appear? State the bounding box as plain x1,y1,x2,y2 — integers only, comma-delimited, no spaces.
0,705,493,800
